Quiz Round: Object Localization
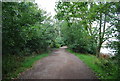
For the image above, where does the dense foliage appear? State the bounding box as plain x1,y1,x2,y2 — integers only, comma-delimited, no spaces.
2,2,56,79
59,20,96,54
2,1,120,80
107,3,120,78
55,1,120,79
55,2,119,56
2,2,55,55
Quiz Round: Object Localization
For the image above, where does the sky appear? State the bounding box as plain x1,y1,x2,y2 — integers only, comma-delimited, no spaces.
35,0,57,17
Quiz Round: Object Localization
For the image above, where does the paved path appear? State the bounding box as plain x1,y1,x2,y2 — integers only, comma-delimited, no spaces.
19,47,97,79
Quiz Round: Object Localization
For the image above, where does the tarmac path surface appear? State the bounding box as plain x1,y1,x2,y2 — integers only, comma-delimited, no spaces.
19,46,97,79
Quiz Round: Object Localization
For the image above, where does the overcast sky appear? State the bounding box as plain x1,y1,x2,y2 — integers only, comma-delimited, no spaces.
35,0,57,17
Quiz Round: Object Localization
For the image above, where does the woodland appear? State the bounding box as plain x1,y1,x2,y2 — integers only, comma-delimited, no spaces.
2,1,120,80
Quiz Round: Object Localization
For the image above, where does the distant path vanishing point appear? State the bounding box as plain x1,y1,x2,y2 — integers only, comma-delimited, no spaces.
19,46,98,79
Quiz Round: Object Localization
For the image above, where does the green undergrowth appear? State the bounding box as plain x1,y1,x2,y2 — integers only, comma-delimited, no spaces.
3,53,49,79
67,49,118,80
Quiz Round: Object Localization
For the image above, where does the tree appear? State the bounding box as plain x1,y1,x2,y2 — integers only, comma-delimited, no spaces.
2,2,55,55
55,1,118,57
2,2,56,79
106,2,120,78
55,2,97,54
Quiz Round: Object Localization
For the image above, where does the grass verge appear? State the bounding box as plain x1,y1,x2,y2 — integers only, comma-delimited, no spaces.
67,49,118,79
3,53,49,79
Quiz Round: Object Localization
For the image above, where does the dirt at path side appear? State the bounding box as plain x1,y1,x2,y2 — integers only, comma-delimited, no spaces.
19,47,98,79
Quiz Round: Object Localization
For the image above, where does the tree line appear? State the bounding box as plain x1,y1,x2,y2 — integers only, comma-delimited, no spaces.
2,2,57,55
55,2,119,57
2,1,120,79
2,2,58,79
55,1,120,79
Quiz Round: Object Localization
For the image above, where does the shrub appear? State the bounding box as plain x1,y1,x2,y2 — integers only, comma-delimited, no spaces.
61,22,97,54
95,58,118,78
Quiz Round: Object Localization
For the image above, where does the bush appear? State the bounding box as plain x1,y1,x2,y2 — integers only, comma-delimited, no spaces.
95,58,118,78
61,22,97,54
2,54,24,79
2,2,55,79
2,2,55,55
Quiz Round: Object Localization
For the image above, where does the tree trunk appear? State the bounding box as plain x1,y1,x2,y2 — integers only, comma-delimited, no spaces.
96,13,107,58
96,41,102,58
101,14,107,42
96,12,102,57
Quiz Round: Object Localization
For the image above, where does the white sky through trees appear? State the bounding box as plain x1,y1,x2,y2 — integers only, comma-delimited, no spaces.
35,0,57,17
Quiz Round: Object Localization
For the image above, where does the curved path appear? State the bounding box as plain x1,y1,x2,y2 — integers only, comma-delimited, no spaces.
19,46,97,79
